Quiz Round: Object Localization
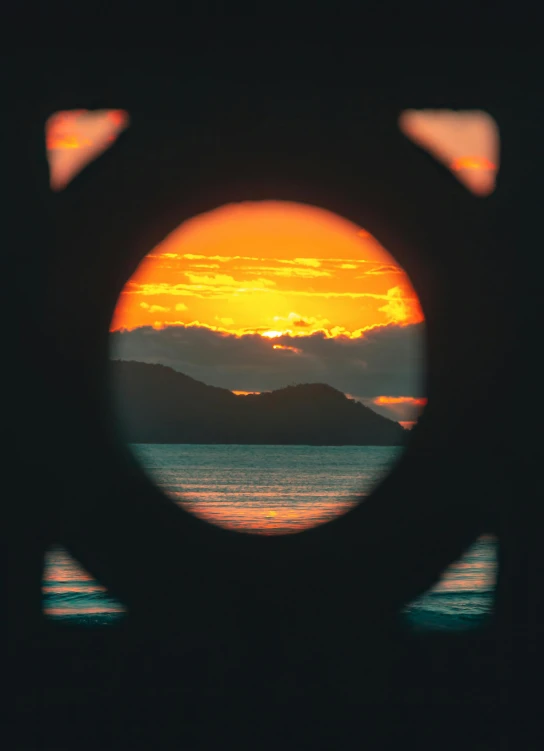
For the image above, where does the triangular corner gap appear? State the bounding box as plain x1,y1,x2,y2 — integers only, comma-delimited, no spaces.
42,545,126,622
398,109,499,196
401,534,498,631
45,109,130,191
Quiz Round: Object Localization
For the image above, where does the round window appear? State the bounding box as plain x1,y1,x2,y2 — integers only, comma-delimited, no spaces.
109,200,426,534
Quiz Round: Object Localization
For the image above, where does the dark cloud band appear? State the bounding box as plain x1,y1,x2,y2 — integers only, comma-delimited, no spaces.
110,322,426,401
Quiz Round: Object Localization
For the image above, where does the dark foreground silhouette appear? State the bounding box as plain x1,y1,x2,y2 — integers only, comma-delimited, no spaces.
112,360,406,445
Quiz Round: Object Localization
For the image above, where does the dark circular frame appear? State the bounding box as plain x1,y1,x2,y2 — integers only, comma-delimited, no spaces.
37,58,511,633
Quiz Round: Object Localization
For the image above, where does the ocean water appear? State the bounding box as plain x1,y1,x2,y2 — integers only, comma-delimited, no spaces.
42,444,497,630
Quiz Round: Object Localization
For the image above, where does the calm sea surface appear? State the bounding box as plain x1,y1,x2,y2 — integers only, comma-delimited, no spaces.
43,444,497,630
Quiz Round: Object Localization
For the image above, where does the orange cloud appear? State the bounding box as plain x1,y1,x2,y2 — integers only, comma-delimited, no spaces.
362,264,404,276
374,396,428,406
271,312,331,331
132,320,398,341
183,272,277,292
272,344,303,354
243,266,331,278
369,396,427,426
347,395,428,426
378,286,422,325
277,257,322,268
111,320,424,403
102,201,424,337
140,302,170,312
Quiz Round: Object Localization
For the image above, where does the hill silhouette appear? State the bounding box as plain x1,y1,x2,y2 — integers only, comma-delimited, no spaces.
111,360,406,445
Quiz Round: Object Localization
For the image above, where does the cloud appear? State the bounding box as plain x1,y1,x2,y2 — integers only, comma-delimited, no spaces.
125,283,204,297
183,272,277,291
183,273,238,286
321,258,368,264
368,396,427,422
344,395,427,423
139,303,171,312
290,258,322,268
243,266,331,278
125,275,277,299
272,344,303,354
180,254,261,263
373,396,427,406
270,312,331,331
284,289,410,301
123,280,421,322
109,320,426,399
378,286,416,324
362,264,403,275
175,303,188,311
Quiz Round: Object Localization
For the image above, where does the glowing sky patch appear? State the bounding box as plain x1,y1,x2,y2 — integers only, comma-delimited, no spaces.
369,396,427,424
109,201,423,337
272,344,303,354
399,109,499,196
46,109,129,191
374,396,428,406
451,155,496,171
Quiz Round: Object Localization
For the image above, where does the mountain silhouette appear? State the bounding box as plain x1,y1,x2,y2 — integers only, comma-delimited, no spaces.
111,360,407,445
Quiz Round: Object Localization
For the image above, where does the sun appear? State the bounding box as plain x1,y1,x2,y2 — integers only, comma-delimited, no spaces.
262,331,284,338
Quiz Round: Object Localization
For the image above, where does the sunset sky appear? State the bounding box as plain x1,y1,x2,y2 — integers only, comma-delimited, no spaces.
46,108,498,428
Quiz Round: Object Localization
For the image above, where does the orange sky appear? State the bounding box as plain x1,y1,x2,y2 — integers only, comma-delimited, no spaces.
46,108,499,196
398,109,499,196
45,108,498,428
46,109,129,191
109,200,424,338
